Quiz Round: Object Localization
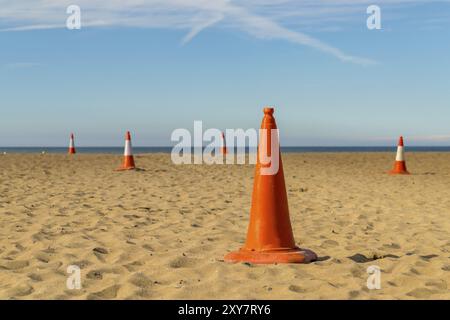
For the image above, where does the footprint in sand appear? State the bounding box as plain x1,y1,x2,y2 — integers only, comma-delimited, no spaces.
246,273,258,280
350,265,365,278
348,290,360,299
420,254,439,261
86,270,103,280
123,260,144,272
425,280,447,290
168,256,197,269
0,260,29,270
406,288,436,299
320,240,339,248
409,267,421,275
7,284,34,297
28,273,43,282
15,243,26,251
288,285,306,293
93,247,109,262
142,244,154,252
128,272,153,290
383,243,401,249
87,285,121,300
35,252,51,263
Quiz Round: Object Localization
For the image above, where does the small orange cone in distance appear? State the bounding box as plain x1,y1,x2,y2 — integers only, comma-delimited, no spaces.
116,131,136,171
389,136,410,175
224,107,317,264
68,133,76,154
220,132,228,155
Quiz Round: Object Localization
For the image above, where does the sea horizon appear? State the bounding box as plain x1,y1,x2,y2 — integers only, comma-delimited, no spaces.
2,146,450,154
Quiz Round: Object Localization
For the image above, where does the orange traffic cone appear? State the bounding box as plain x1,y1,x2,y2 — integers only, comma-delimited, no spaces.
220,132,228,155
68,133,76,154
389,136,410,175
224,107,317,264
116,131,136,171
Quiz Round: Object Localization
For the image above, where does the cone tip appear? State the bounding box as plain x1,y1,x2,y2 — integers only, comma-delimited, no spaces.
71,133,74,139
398,136,404,146
263,107,274,115
126,131,131,140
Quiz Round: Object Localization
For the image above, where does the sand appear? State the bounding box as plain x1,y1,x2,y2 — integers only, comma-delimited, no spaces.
0,152,449,300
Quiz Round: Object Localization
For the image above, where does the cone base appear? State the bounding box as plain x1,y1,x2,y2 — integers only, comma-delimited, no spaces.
116,155,136,171
224,247,317,264
389,161,410,175
115,166,136,171
389,170,410,175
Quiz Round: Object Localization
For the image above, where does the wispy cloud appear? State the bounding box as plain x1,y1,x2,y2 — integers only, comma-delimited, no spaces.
0,0,448,64
181,12,225,45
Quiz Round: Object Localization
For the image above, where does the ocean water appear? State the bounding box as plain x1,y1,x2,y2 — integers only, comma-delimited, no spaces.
1,146,450,154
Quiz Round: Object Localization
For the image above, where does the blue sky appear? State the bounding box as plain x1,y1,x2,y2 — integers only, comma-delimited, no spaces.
0,0,449,146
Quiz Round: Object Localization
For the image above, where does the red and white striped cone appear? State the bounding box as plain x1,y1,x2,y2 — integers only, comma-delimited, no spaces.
116,131,136,171
389,136,410,175
220,132,228,155
68,133,76,154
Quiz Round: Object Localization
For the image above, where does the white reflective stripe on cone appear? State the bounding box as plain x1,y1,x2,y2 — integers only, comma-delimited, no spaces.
69,139,75,149
124,140,133,156
396,146,405,161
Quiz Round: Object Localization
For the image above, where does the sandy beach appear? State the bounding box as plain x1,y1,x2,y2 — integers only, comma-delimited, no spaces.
0,152,449,300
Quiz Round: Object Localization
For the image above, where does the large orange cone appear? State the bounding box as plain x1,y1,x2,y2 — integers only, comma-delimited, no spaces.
68,133,76,154
224,108,317,264
220,132,228,155
116,131,136,171
389,136,410,175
